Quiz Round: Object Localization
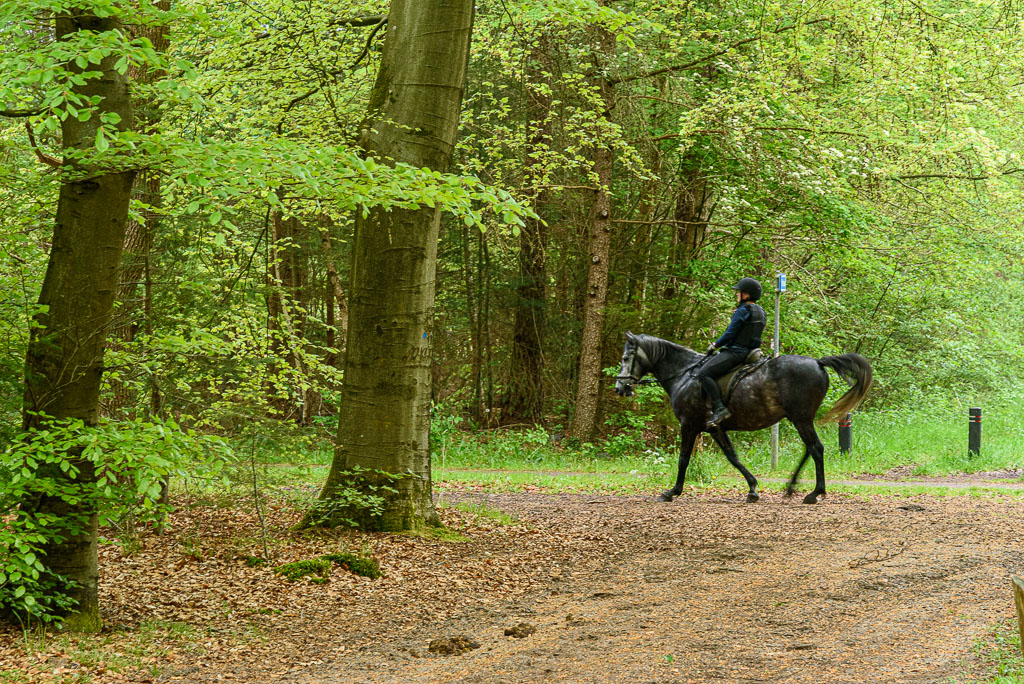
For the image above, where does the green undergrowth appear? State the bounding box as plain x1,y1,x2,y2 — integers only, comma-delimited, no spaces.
431,389,1024,487
5,620,211,683
454,501,520,526
274,552,381,582
969,619,1024,682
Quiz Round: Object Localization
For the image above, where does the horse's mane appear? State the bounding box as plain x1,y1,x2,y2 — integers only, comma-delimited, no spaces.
633,334,695,365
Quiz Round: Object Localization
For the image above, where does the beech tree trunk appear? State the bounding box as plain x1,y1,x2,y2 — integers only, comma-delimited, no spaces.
105,0,170,419
310,0,474,531
21,9,136,631
569,22,615,442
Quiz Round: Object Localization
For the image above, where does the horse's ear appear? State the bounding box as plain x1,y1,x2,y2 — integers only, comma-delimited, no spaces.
625,331,638,343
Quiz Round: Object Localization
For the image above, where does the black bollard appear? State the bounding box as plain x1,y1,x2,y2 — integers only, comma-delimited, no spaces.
838,413,852,455
968,407,982,457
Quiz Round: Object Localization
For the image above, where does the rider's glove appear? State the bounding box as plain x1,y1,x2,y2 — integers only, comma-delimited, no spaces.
706,343,717,355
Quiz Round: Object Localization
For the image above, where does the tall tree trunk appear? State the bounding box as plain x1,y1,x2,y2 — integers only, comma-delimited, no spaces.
671,164,711,282
319,218,348,370
105,0,170,419
504,38,551,423
269,212,309,422
21,9,136,631
309,0,474,531
461,221,482,422
569,23,615,442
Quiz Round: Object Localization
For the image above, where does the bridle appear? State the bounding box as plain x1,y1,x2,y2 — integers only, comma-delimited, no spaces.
615,345,712,390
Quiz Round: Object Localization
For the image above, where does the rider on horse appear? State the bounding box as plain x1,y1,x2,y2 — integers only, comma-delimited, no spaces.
700,277,767,428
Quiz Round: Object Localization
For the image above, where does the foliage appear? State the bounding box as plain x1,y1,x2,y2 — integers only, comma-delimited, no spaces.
1,0,1024,629
971,620,1024,683
321,552,382,579
0,416,231,624
275,552,381,581
303,468,403,528
273,558,332,583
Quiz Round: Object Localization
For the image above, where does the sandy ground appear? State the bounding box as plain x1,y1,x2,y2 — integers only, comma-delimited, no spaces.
3,486,1022,683
301,489,1024,683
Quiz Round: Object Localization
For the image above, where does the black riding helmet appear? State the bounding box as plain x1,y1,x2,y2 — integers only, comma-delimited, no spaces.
733,277,763,301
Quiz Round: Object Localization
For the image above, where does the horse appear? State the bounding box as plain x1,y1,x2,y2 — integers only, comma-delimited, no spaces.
614,332,872,504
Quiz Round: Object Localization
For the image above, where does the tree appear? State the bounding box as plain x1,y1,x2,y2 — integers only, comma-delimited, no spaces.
19,8,136,631
569,19,616,442
504,35,553,423
309,0,476,531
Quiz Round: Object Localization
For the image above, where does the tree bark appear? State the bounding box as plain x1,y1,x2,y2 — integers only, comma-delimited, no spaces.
319,220,348,370
105,0,170,419
569,23,615,442
21,9,136,631
461,221,482,422
309,0,474,531
504,38,551,423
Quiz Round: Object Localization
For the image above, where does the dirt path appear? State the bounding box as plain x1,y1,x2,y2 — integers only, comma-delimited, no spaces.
300,490,1024,684
4,488,1022,683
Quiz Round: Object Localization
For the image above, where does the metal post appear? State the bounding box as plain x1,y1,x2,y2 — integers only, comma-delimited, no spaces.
968,407,982,457
839,413,852,455
770,273,784,468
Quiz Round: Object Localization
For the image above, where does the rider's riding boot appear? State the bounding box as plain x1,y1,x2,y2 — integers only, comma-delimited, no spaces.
707,403,731,428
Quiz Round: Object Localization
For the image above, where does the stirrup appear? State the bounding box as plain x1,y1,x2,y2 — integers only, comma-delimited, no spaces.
707,406,731,427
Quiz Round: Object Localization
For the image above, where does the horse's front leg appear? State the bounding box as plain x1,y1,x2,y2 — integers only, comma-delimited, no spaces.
709,428,760,503
659,425,699,502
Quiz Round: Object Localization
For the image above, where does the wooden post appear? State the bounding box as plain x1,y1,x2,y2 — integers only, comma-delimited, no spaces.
1013,575,1024,655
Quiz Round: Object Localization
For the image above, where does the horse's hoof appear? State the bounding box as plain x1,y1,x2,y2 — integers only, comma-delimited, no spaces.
658,492,675,502
802,492,821,505
746,492,760,503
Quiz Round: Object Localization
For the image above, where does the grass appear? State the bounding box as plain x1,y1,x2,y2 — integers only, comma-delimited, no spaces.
213,387,1024,508
4,620,208,683
430,391,1024,488
969,620,1024,682
452,500,520,526
434,466,1024,500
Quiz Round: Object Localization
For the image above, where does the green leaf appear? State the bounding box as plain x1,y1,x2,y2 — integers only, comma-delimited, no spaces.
95,128,109,152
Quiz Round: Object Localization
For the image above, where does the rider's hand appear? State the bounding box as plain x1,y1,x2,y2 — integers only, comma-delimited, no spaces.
706,344,717,355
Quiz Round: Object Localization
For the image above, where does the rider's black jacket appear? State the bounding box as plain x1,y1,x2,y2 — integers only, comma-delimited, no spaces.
711,302,767,352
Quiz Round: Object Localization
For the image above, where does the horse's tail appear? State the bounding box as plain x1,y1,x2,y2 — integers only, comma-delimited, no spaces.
816,354,873,423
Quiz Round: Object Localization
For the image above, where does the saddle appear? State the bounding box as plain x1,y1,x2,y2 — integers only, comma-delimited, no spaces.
713,348,770,405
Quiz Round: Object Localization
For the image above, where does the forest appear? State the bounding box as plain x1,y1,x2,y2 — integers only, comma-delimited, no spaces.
2,0,1024,680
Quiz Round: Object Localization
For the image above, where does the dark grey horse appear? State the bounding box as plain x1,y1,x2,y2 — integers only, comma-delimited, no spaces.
614,332,872,504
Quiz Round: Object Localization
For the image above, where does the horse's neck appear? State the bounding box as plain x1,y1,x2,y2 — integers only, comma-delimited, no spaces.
648,341,699,381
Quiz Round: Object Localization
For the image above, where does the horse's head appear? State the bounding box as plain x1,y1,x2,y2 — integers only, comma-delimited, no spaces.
615,332,650,397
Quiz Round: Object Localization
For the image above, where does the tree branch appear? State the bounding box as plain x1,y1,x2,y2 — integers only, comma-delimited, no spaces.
610,18,833,85
349,16,387,70
252,15,386,42
893,168,1023,181
1,108,44,118
25,121,62,168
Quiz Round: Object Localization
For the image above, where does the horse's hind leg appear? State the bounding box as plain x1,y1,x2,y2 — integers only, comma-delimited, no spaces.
790,420,826,504
785,449,811,498
709,429,760,502
659,424,699,502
